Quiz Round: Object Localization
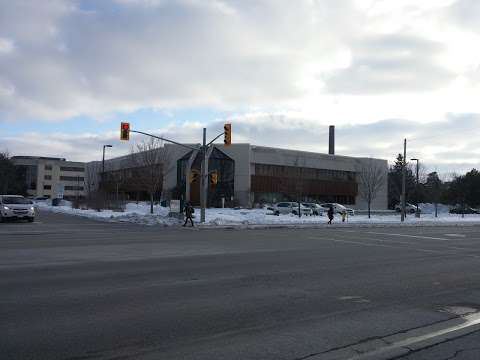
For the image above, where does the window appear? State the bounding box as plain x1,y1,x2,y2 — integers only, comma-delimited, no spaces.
45,164,52,171
60,166,84,172
60,176,84,181
65,186,84,191
44,175,52,180
43,185,52,190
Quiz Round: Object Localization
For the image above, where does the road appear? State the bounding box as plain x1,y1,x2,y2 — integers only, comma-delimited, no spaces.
2,211,480,359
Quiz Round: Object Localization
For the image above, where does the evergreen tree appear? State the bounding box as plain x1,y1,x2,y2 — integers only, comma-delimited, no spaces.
0,152,27,195
387,154,416,209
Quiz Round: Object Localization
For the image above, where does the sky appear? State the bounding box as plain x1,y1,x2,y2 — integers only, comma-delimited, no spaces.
1,0,479,175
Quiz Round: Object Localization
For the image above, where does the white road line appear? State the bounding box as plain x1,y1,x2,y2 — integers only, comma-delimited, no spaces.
367,231,450,241
309,237,443,254
344,312,480,360
445,233,467,238
309,236,480,258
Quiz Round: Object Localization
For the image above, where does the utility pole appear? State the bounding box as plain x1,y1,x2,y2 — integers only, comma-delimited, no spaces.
401,139,407,222
102,144,112,188
411,158,420,218
200,128,207,223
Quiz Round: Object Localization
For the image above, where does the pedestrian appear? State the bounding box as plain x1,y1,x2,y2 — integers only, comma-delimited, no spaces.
183,202,194,227
341,210,347,223
327,206,334,225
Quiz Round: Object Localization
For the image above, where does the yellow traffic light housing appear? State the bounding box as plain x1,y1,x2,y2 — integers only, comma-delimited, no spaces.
224,123,231,146
120,122,130,141
210,171,218,185
189,170,199,183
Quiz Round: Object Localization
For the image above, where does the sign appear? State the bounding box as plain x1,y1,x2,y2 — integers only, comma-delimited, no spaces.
170,199,181,213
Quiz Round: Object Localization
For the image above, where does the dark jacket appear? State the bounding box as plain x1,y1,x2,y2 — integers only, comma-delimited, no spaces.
185,204,194,217
327,207,334,219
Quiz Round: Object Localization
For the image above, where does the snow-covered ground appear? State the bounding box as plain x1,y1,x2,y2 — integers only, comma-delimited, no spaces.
35,201,480,227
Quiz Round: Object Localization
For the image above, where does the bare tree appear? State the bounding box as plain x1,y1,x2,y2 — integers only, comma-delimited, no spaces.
130,138,172,214
356,159,387,218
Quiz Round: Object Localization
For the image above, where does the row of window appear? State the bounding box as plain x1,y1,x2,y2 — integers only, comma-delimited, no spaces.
254,164,356,181
44,175,85,181
44,164,84,172
43,185,84,191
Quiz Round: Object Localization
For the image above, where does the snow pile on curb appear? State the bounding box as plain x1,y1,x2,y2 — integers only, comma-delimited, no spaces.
36,202,480,227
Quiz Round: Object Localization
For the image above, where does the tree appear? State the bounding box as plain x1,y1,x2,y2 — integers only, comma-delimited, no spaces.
424,172,443,217
130,138,172,214
356,158,386,218
388,154,416,209
0,152,27,195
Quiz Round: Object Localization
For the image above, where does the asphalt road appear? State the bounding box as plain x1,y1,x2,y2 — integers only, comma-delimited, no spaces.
2,212,480,359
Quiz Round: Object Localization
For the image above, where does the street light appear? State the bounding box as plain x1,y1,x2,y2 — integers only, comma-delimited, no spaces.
410,158,420,218
102,145,113,185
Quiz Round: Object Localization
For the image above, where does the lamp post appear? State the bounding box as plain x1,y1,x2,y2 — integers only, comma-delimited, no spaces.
410,158,420,218
102,145,113,188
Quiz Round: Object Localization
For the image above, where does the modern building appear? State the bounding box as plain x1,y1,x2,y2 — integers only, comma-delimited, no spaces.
95,142,388,210
11,156,86,199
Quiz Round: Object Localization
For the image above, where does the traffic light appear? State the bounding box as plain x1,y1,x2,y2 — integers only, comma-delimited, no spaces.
120,122,130,141
224,123,231,146
210,171,218,185
189,170,199,183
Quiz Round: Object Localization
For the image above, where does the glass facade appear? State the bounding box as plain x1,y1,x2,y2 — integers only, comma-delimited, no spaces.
177,148,235,207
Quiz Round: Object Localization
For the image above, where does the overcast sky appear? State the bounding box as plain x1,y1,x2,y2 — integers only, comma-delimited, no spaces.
1,0,479,174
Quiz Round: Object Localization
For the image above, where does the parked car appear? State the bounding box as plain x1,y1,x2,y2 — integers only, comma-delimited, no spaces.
320,203,355,216
394,203,420,214
301,203,325,216
272,202,313,216
0,195,36,222
449,206,480,214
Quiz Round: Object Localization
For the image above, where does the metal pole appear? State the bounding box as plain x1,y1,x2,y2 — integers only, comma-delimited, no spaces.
401,139,406,222
102,146,106,174
200,128,207,223
415,160,420,218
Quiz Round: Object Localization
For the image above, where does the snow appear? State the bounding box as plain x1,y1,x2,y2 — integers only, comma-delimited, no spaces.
35,201,480,228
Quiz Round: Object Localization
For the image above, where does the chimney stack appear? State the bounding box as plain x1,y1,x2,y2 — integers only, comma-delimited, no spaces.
328,125,335,155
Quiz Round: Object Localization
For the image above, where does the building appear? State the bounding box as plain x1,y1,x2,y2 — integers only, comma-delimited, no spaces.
95,143,388,210
11,156,86,200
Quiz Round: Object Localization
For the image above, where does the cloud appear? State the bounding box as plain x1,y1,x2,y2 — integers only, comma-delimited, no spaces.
324,34,454,94
3,112,480,176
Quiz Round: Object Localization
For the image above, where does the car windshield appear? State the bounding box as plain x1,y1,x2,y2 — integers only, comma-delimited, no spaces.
2,197,32,205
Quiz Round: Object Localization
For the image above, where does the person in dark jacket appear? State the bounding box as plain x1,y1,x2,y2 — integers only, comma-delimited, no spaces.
327,206,334,225
183,202,194,227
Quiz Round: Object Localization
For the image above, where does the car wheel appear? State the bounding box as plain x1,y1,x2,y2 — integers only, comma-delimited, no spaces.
274,211,280,216
27,217,34,223
0,214,4,223
292,211,298,215
409,209,415,214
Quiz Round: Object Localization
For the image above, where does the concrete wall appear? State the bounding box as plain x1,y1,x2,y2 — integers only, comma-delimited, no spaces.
352,157,389,210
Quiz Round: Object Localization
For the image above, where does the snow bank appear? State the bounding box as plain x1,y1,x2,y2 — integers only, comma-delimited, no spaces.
36,201,480,227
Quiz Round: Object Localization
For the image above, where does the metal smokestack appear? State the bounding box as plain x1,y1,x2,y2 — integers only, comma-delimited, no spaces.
328,125,335,155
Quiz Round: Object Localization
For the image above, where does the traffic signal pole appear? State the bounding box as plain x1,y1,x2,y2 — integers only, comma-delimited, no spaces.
401,139,407,222
125,125,231,223
200,128,207,223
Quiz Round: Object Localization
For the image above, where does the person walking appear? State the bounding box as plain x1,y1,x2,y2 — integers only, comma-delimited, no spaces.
183,202,194,227
327,206,334,225
341,210,347,223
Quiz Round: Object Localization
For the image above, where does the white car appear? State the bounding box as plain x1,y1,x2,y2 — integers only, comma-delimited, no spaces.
301,203,325,216
0,195,36,222
272,202,313,216
395,203,419,214
320,203,355,216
